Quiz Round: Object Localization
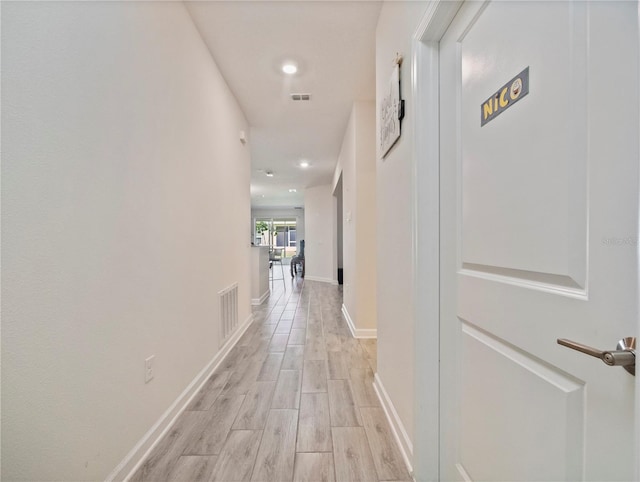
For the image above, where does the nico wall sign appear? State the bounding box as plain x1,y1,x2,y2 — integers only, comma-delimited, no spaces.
481,67,530,126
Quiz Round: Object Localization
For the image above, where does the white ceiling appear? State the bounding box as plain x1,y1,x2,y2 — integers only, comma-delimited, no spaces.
185,1,382,208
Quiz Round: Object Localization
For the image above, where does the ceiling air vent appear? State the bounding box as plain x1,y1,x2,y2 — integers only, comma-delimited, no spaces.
291,93,311,101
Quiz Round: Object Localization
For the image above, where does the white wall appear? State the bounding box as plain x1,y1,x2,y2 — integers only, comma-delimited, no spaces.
375,0,431,464
335,102,377,332
2,2,251,480
354,102,377,331
250,246,270,303
304,185,337,284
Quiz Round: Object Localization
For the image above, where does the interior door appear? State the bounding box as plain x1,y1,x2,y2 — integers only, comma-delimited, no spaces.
439,1,639,480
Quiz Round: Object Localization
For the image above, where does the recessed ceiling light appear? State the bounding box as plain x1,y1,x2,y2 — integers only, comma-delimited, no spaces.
289,189,297,193
265,171,274,177
299,161,309,168
282,63,298,75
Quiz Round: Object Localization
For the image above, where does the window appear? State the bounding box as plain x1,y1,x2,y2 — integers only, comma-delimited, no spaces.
253,218,297,257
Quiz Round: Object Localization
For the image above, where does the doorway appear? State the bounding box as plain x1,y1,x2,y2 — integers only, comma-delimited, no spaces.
334,174,344,285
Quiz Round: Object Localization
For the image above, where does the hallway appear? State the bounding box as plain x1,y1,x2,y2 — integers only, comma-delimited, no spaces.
131,280,411,482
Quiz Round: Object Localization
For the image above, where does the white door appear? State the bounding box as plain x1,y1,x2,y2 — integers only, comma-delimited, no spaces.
439,1,639,480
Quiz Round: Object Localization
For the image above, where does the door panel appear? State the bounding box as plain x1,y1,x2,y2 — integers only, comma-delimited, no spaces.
460,2,587,290
439,1,638,480
460,323,584,481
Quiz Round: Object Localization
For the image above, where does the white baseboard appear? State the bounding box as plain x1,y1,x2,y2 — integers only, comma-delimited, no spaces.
373,373,414,476
304,275,338,285
251,289,269,306
106,314,254,482
341,304,377,339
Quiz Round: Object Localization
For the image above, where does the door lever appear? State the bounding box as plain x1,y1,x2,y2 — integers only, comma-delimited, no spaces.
557,337,636,376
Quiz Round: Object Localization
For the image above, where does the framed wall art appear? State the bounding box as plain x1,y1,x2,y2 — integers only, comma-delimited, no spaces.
380,55,405,159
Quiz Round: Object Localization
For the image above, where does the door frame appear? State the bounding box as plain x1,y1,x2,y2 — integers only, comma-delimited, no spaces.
410,1,640,480
411,3,461,480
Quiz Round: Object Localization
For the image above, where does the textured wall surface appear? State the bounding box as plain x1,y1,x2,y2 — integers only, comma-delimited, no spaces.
304,185,337,283
375,0,431,457
2,2,251,479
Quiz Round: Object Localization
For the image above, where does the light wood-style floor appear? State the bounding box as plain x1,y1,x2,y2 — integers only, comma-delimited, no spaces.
131,279,411,482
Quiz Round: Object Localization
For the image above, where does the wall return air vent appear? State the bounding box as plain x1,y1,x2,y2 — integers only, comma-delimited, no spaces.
218,283,238,347
290,93,311,101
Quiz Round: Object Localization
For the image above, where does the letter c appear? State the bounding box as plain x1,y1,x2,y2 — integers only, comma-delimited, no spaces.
499,87,509,108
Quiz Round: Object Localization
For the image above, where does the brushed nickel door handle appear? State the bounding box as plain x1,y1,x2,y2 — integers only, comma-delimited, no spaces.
557,337,636,376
